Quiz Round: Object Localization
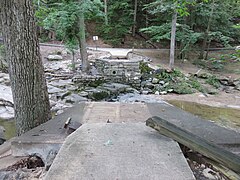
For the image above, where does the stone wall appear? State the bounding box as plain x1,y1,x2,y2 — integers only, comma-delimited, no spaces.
95,58,142,86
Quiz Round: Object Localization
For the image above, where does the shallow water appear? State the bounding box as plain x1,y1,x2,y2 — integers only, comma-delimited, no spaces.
0,118,16,140
168,100,240,131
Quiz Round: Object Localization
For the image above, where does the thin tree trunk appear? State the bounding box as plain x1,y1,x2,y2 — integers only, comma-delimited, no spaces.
199,0,215,60
1,0,51,135
71,50,76,73
132,0,138,36
78,12,89,73
104,0,108,25
169,11,177,70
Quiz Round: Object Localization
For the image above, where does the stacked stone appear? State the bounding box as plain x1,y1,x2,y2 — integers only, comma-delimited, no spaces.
72,75,105,85
95,58,142,87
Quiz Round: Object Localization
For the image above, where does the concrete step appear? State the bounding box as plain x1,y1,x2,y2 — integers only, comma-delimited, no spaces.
45,123,195,180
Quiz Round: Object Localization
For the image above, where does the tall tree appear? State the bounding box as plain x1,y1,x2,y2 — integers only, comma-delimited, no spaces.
132,0,138,36
104,0,108,25
1,0,51,135
42,0,94,73
169,11,177,70
199,0,215,60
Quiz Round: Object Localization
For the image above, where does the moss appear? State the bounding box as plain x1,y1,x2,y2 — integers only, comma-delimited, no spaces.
89,90,110,101
88,79,106,88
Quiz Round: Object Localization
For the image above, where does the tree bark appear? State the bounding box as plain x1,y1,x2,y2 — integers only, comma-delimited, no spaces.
199,0,215,60
78,13,89,73
169,11,177,70
104,0,108,25
1,0,51,135
132,0,138,37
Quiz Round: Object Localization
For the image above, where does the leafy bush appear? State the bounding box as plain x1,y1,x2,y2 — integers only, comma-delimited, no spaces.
206,75,221,88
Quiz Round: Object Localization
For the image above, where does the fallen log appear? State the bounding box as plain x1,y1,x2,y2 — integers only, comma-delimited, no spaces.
146,116,240,174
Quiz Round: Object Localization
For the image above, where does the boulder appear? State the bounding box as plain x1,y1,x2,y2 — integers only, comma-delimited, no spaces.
152,78,159,84
47,85,65,94
86,88,110,101
47,55,63,61
0,106,14,120
64,94,88,104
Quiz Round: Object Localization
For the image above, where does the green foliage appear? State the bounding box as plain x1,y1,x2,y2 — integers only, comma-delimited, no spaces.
139,62,152,74
152,68,204,94
169,82,194,94
206,75,220,88
0,44,5,56
99,0,133,45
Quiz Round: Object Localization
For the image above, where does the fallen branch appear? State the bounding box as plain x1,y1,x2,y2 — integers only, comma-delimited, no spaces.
146,116,240,174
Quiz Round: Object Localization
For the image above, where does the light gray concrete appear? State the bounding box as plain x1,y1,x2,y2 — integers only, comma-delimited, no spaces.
147,103,240,155
82,102,151,123
46,123,195,180
11,103,86,161
11,101,240,162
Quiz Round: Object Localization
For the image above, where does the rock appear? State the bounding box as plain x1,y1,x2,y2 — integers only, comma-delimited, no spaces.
51,101,72,113
47,55,63,61
202,168,218,180
0,84,13,103
142,90,149,95
47,85,65,94
167,89,174,93
45,150,58,171
99,83,131,95
235,85,240,91
87,88,110,101
152,78,159,84
64,94,88,104
233,80,240,86
155,91,160,95
49,100,57,107
207,89,218,95
160,91,167,95
159,81,165,85
79,91,89,97
141,81,155,89
58,91,71,100
0,106,14,120
56,110,64,115
0,126,6,145
118,93,166,103
48,79,74,88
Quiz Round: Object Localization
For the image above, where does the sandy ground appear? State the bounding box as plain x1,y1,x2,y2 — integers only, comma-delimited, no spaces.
155,91,240,109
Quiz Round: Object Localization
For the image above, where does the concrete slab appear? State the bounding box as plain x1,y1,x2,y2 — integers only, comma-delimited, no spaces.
10,103,86,161
46,123,195,180
91,48,132,59
82,102,151,123
147,103,240,155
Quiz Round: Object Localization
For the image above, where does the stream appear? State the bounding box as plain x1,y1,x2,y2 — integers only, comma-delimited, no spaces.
0,118,15,140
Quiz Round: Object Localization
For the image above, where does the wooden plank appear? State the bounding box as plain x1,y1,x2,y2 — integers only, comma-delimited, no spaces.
146,116,240,174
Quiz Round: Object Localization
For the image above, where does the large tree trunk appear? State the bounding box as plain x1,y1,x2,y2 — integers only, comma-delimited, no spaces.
169,11,177,70
1,0,51,135
78,13,89,73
